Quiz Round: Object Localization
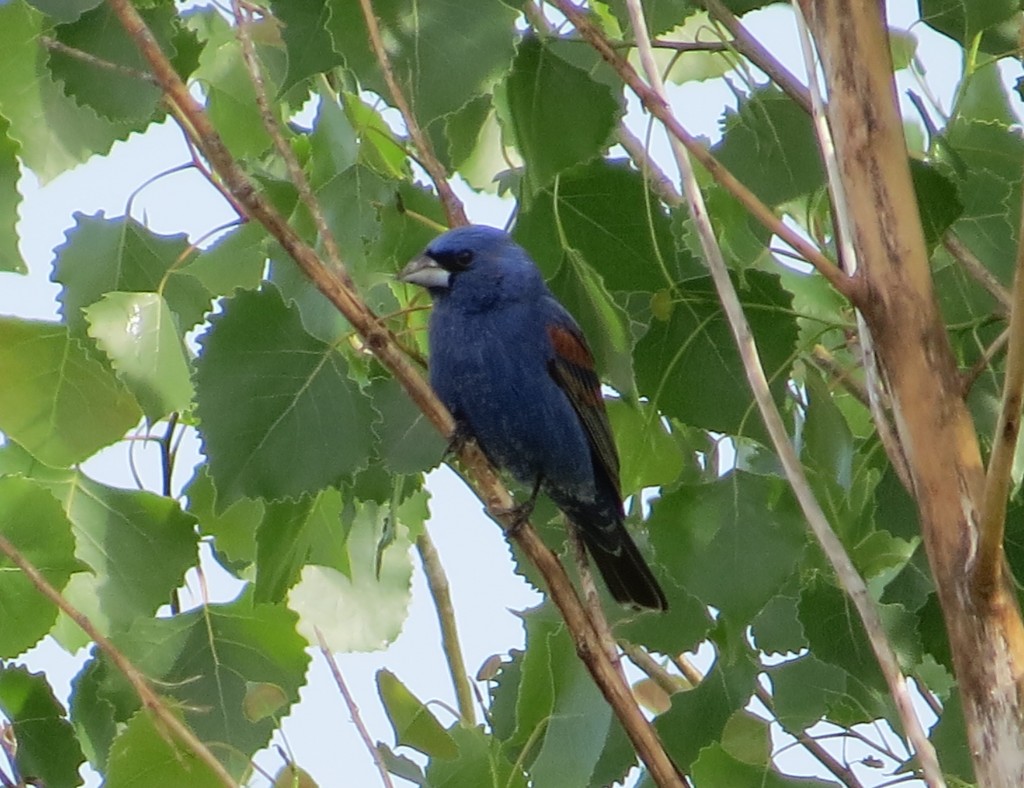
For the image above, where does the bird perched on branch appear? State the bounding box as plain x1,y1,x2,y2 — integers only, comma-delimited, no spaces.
399,225,667,611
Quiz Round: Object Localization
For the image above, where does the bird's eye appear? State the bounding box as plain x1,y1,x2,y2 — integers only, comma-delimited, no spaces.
454,250,473,268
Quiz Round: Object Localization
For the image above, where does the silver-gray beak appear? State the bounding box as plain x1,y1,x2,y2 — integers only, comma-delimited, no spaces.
398,255,451,289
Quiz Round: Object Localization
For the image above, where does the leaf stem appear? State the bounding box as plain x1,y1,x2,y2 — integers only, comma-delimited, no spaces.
315,629,395,788
415,531,476,726
550,0,858,303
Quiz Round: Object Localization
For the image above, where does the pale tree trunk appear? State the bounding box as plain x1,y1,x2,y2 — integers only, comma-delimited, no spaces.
797,2,1024,785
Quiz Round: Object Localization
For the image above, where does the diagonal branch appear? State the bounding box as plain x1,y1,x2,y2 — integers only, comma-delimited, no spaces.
618,0,943,783
415,532,476,726
356,0,468,228
976,194,1024,595
104,1,680,782
549,0,859,304
0,532,237,787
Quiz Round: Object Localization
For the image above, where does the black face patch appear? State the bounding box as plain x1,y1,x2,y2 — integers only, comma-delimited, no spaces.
430,248,474,272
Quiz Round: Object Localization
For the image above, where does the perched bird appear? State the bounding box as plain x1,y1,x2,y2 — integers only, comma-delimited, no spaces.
399,225,667,611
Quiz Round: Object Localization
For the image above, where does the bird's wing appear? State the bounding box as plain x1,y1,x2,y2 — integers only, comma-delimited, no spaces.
544,312,621,498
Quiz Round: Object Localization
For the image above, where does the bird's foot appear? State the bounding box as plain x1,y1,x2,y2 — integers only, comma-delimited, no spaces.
443,422,472,459
492,475,543,537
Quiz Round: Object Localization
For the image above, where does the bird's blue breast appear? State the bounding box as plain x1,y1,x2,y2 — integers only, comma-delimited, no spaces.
428,300,595,498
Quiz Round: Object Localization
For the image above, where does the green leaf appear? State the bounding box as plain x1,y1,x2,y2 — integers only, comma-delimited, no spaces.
608,399,685,495
369,376,446,475
910,159,963,249
0,2,140,181
767,655,847,733
53,213,211,337
112,590,310,778
49,5,174,121
655,653,758,772
194,286,376,507
691,743,834,788
0,318,141,466
0,114,25,273
25,0,102,24
634,272,799,442
84,292,195,421
712,87,824,206
105,709,225,788
287,502,412,652
182,222,267,297
327,0,518,126
184,463,262,569
508,605,622,786
272,0,344,94
499,37,621,191
377,669,458,758
0,477,80,657
0,445,199,641
0,665,85,787
928,689,975,783
187,9,276,159
646,472,807,626
920,0,1021,57
425,724,527,788
798,579,886,693
547,249,636,394
944,119,1023,286
751,594,806,655
605,0,697,38
255,495,317,603
515,159,689,292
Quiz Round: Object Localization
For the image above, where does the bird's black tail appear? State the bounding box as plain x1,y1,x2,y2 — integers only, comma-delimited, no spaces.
577,519,668,612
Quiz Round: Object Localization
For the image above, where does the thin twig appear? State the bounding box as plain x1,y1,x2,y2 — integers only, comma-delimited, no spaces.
0,532,236,787
315,629,395,788
809,345,870,409
618,125,683,206
961,327,1010,395
620,642,680,696
550,0,858,303
943,232,1012,315
975,198,1024,596
702,0,812,114
356,0,468,228
568,525,624,678
618,0,942,783
415,532,476,726
106,2,681,782
40,35,159,84
229,0,348,283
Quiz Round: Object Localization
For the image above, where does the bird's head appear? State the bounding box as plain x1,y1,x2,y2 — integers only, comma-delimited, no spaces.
398,225,542,304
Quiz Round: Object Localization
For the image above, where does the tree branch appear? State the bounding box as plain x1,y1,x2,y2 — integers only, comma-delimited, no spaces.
315,629,395,788
105,2,681,782
230,0,347,281
618,0,942,782
0,532,236,787
702,0,812,114
976,199,1024,595
415,532,476,726
943,231,1012,316
356,0,468,228
549,0,859,304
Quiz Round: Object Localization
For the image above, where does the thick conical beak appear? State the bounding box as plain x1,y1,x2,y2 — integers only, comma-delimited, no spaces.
398,255,451,289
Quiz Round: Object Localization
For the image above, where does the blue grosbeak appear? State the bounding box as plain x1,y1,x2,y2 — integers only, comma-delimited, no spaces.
399,225,667,611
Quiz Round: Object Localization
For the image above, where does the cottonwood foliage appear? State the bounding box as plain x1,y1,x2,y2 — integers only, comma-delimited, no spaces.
0,0,1018,785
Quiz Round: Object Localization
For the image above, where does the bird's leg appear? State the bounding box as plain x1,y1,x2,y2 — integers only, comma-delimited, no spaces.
443,420,472,459
505,475,544,536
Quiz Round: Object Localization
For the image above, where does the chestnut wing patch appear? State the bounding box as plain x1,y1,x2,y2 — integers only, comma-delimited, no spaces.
546,323,621,496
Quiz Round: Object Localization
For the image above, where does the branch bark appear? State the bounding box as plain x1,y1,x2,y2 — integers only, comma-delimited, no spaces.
797,2,1024,785
105,1,682,783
